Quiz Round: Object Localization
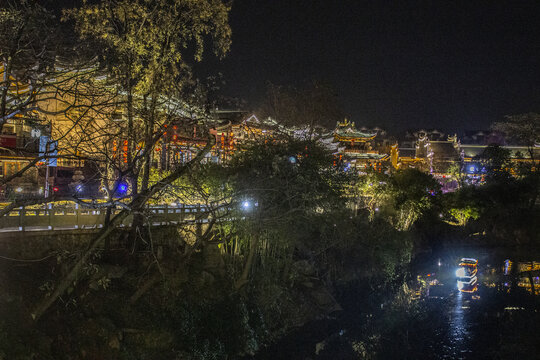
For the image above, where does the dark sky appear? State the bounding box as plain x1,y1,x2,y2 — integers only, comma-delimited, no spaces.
200,0,540,133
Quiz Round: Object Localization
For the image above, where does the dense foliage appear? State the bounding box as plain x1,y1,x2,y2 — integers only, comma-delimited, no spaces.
1,2,539,359
0,140,421,359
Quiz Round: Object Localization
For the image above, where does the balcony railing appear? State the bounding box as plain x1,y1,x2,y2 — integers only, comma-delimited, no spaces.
0,203,211,232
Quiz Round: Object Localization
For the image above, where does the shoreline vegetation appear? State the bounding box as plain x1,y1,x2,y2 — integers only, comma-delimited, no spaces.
1,1,539,358
1,140,539,359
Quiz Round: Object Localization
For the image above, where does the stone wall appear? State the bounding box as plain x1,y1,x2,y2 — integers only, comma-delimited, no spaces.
0,224,209,259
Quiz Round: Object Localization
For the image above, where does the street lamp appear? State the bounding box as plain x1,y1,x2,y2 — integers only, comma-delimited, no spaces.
241,199,259,212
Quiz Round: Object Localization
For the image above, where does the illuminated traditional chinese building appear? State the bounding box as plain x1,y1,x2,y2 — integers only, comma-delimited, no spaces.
154,112,283,169
332,119,389,171
460,141,540,175
36,61,113,196
0,63,42,197
503,260,540,295
395,129,450,171
209,110,250,162
210,113,283,162
156,121,211,170
393,130,462,191
394,128,540,191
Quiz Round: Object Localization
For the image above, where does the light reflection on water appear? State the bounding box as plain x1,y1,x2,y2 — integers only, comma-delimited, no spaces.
425,280,481,359
429,291,475,360
420,255,539,359
449,292,469,353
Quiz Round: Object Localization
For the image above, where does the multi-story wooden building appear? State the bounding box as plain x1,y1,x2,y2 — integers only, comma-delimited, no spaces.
0,62,42,197
330,119,390,171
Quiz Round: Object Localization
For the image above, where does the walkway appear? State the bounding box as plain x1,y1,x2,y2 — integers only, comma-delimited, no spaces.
0,203,211,233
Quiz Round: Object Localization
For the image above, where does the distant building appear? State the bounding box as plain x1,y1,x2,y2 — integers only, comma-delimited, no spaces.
331,119,390,171
210,113,284,162
157,120,212,170
395,129,451,172
394,127,540,192
401,128,447,148
461,130,504,145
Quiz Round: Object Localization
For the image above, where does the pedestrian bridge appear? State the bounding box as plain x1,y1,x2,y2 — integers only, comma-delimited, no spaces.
0,204,212,234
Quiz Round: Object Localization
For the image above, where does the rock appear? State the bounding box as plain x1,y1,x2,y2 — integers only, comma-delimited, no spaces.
307,284,343,313
312,288,335,307
315,340,326,355
108,335,120,349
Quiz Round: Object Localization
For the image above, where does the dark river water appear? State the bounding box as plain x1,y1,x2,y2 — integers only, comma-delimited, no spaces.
252,248,540,359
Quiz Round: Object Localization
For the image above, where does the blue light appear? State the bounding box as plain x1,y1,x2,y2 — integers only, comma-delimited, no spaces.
75,184,83,192
118,183,128,193
288,156,297,164
469,166,475,173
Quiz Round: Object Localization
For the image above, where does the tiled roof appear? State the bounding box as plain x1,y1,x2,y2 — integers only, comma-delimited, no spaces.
346,152,389,160
335,128,378,139
430,141,460,160
398,148,416,158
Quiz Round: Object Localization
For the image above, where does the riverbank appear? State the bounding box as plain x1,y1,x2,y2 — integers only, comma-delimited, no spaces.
250,247,540,360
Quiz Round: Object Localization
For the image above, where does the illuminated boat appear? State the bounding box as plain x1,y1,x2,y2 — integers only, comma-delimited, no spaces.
456,258,478,278
457,275,478,293
456,258,478,293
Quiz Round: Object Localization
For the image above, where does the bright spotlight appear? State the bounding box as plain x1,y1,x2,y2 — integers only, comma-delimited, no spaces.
456,268,466,277
243,201,250,209
457,281,464,290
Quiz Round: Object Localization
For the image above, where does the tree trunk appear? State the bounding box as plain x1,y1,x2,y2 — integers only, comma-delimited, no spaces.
32,209,130,321
235,231,259,290
129,272,162,305
129,94,155,250
104,204,112,251
31,135,215,321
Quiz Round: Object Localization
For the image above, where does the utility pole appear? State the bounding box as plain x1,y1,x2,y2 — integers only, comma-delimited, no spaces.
44,164,49,198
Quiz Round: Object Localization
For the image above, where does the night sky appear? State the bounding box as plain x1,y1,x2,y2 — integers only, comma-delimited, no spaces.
200,0,540,133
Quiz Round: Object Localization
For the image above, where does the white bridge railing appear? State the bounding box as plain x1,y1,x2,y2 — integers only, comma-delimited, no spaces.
0,204,211,233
